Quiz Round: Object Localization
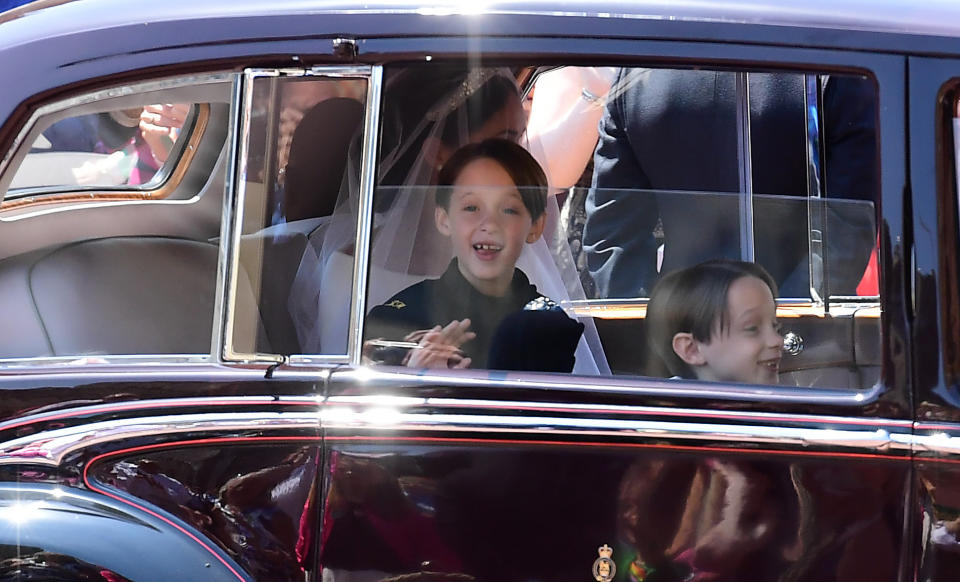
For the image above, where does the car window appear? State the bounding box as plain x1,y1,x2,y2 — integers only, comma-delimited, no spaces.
0,91,213,208
9,104,195,191
227,69,370,359
355,64,880,390
0,75,233,362
955,99,960,226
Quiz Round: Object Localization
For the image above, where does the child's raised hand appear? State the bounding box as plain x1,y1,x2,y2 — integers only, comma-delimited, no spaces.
404,319,476,369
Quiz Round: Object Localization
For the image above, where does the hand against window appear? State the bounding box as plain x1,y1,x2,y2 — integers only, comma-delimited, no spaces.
139,103,189,164
404,319,476,369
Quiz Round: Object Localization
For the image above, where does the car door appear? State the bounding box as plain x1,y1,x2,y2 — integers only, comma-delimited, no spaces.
0,68,332,580
244,36,915,580
906,55,960,581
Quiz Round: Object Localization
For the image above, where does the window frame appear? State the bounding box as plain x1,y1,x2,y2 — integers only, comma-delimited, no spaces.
222,65,381,365
292,36,908,416
0,74,229,210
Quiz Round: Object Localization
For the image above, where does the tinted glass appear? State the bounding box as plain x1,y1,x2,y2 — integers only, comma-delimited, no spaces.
8,104,197,195
355,64,881,391
231,73,368,357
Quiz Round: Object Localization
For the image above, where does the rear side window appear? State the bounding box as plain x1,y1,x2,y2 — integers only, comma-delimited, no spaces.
10,105,197,192
0,75,233,363
0,78,226,208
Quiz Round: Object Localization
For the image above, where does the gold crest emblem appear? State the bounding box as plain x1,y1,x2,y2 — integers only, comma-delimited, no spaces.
592,544,616,582
385,300,406,309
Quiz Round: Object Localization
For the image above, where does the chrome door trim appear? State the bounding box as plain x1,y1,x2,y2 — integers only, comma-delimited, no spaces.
914,424,960,456
0,406,914,467
0,391,908,439
328,366,885,406
0,361,276,382
318,409,912,453
323,394,913,429
0,412,323,467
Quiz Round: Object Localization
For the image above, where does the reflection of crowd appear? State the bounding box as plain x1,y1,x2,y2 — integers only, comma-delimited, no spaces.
37,103,188,186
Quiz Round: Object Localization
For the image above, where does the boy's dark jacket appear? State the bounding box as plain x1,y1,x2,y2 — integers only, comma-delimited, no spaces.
366,260,583,371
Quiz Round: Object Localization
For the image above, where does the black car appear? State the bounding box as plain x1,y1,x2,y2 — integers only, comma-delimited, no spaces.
0,0,956,580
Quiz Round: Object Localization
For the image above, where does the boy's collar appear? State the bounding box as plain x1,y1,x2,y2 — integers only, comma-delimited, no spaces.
442,259,531,299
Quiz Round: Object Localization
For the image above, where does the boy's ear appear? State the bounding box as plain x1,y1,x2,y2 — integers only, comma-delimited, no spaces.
672,332,706,366
434,205,452,236
525,214,547,243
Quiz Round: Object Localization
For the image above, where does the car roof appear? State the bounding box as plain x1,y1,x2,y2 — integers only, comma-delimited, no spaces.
3,0,960,41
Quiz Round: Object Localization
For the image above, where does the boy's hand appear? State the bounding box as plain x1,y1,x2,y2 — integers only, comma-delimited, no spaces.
404,319,476,369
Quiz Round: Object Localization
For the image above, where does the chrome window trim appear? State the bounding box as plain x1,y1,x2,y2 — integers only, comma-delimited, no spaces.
0,72,234,204
213,72,245,364
223,65,376,364
0,407,913,468
287,354,351,366
326,366,885,406
222,68,276,364
0,72,240,371
0,363,278,384
0,354,217,370
804,73,828,305
349,65,383,365
307,66,377,78
736,71,755,263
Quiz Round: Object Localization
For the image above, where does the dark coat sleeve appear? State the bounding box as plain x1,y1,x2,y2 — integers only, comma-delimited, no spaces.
364,286,433,365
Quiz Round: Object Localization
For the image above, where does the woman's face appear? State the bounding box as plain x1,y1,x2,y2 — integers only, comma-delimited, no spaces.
434,91,527,170
467,91,527,145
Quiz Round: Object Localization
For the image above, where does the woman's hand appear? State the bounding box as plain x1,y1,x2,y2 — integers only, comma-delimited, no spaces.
139,103,190,164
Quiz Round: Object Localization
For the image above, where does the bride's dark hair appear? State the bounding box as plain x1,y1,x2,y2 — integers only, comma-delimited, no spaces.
379,65,520,185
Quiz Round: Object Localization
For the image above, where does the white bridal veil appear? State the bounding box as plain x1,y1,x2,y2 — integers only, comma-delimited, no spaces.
289,65,609,375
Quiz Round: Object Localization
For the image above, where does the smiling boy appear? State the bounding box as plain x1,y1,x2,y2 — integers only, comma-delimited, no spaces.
364,139,583,371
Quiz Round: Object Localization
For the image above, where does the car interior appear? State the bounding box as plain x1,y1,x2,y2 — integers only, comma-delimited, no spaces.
0,78,270,358
0,66,883,391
